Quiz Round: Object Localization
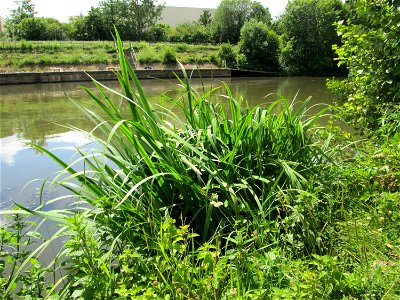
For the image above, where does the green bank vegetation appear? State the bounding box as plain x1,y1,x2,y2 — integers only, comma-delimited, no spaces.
1,0,400,298
2,14,400,298
0,40,220,70
1,0,346,75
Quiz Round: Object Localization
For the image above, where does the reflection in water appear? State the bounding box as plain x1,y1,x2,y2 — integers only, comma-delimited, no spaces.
0,77,333,144
0,131,93,210
0,134,30,166
0,77,334,210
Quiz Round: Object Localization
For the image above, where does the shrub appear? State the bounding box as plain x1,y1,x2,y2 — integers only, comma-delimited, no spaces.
327,0,400,134
174,21,211,44
162,47,176,64
218,43,236,68
279,0,345,75
146,23,171,42
238,19,280,71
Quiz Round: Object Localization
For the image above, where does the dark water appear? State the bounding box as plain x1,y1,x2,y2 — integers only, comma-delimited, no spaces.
0,76,334,214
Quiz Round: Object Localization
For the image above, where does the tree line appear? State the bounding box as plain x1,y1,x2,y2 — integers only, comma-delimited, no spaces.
0,0,388,77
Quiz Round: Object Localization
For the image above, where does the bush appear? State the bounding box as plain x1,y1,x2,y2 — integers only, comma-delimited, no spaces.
218,43,237,68
162,47,176,64
146,23,171,42
327,0,400,134
279,0,345,75
174,21,211,44
238,19,280,71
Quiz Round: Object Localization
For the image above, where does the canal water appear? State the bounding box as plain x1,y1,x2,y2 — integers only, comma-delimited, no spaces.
0,76,334,214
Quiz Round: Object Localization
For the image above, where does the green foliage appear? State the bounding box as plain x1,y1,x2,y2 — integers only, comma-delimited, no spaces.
217,43,237,68
279,0,345,75
17,17,69,40
4,0,36,40
31,33,328,246
82,0,163,40
17,17,45,40
41,18,69,40
60,214,115,299
146,23,171,42
198,10,212,26
162,47,176,64
2,29,400,299
250,1,272,24
327,0,400,133
172,21,211,44
212,0,272,43
0,41,219,69
0,214,51,298
67,15,88,40
238,19,280,71
137,45,161,63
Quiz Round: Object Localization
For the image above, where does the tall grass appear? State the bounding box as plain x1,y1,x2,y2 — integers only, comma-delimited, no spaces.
24,29,329,243
0,40,220,69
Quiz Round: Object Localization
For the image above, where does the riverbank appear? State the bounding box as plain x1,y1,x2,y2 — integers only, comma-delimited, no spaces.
0,68,231,85
1,34,399,299
0,68,285,85
0,40,221,72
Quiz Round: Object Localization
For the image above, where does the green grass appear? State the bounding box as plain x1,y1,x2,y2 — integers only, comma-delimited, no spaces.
0,31,399,299
0,41,118,68
0,40,221,69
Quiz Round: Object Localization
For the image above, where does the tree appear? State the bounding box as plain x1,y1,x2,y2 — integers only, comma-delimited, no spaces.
42,18,69,40
279,0,345,75
67,15,88,40
250,1,272,24
83,0,163,40
5,0,36,39
84,7,109,40
218,43,237,68
211,0,272,44
16,17,69,40
17,17,45,40
327,0,400,133
198,10,212,26
146,23,171,42
239,20,279,71
174,21,211,43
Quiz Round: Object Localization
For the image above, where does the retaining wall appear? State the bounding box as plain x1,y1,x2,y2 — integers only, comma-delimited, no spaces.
0,68,231,85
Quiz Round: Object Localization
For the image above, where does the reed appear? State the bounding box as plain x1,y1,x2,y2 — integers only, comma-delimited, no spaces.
21,30,329,245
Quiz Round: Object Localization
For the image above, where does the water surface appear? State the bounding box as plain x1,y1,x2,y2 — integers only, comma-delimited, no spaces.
0,76,334,212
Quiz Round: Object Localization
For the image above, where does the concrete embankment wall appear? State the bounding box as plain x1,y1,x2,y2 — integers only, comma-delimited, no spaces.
0,68,231,85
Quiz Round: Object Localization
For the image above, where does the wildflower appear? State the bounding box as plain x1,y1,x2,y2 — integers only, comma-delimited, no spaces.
210,201,223,208
229,288,238,297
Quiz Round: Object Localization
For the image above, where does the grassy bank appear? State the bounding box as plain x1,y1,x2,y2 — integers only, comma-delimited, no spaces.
0,40,220,72
0,33,399,299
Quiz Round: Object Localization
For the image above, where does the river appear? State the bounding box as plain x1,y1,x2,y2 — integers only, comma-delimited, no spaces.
0,76,334,213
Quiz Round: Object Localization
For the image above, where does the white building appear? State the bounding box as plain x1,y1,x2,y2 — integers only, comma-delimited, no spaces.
160,6,216,27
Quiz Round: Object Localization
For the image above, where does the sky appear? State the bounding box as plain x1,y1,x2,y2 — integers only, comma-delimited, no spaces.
0,0,289,22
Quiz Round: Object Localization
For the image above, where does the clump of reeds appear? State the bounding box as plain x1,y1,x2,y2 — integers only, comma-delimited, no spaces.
27,29,329,244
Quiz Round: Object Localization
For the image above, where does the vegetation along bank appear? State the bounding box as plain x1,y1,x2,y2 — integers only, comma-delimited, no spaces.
2,0,348,76
1,0,399,299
